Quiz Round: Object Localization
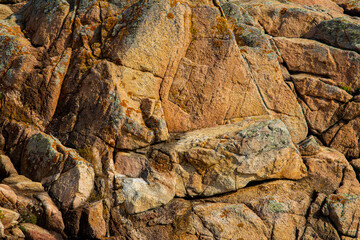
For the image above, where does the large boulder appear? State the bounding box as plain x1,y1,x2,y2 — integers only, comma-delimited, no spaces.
155,118,307,198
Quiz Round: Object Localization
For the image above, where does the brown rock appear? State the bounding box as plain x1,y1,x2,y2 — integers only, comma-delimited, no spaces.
241,47,308,143
322,118,360,158
164,37,268,133
157,118,306,198
51,60,167,150
275,37,360,88
0,184,17,206
298,136,322,156
20,223,57,240
303,193,341,240
49,163,95,209
287,0,344,13
63,208,82,237
292,73,352,134
11,227,25,238
350,158,360,172
307,17,360,54
240,0,331,37
192,202,270,239
35,192,65,233
301,147,349,194
114,152,148,178
2,175,44,192
0,154,17,179
21,0,70,48
0,207,19,229
0,4,12,20
102,0,191,78
323,193,360,237
0,221,3,238
333,0,360,15
80,201,106,239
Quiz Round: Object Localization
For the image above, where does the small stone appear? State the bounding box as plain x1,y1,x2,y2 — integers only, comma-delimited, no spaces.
0,207,20,229
0,184,17,205
0,154,18,179
11,227,25,238
0,4,13,20
298,136,321,156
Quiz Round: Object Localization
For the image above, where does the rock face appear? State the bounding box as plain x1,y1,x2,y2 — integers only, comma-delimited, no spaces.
1,0,360,239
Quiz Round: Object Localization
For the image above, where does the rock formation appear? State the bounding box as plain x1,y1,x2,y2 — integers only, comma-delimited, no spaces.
0,0,360,239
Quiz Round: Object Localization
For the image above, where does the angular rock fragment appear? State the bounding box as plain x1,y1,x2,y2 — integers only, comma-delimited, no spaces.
35,192,65,233
292,73,352,134
323,194,360,237
80,200,106,239
21,132,95,209
49,163,94,209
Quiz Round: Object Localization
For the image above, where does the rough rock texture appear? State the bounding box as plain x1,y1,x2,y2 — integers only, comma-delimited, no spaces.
1,0,360,239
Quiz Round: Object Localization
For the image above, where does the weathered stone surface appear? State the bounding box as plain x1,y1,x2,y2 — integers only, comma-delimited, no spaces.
298,136,322,156
20,223,57,240
333,0,360,15
35,192,64,233
239,0,331,37
301,147,350,194
156,118,306,198
115,171,176,214
2,175,44,192
292,73,352,134
241,47,308,143
303,193,341,240
52,60,168,150
11,227,25,238
0,207,19,229
323,194,360,237
0,4,12,20
103,0,191,78
114,152,148,178
275,37,360,88
0,154,17,179
21,0,70,48
0,221,3,238
287,0,344,13
322,118,360,158
80,201,106,239
3,0,360,238
0,184,17,206
49,162,95,209
20,131,95,209
163,15,269,133
192,202,270,239
307,17,360,54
